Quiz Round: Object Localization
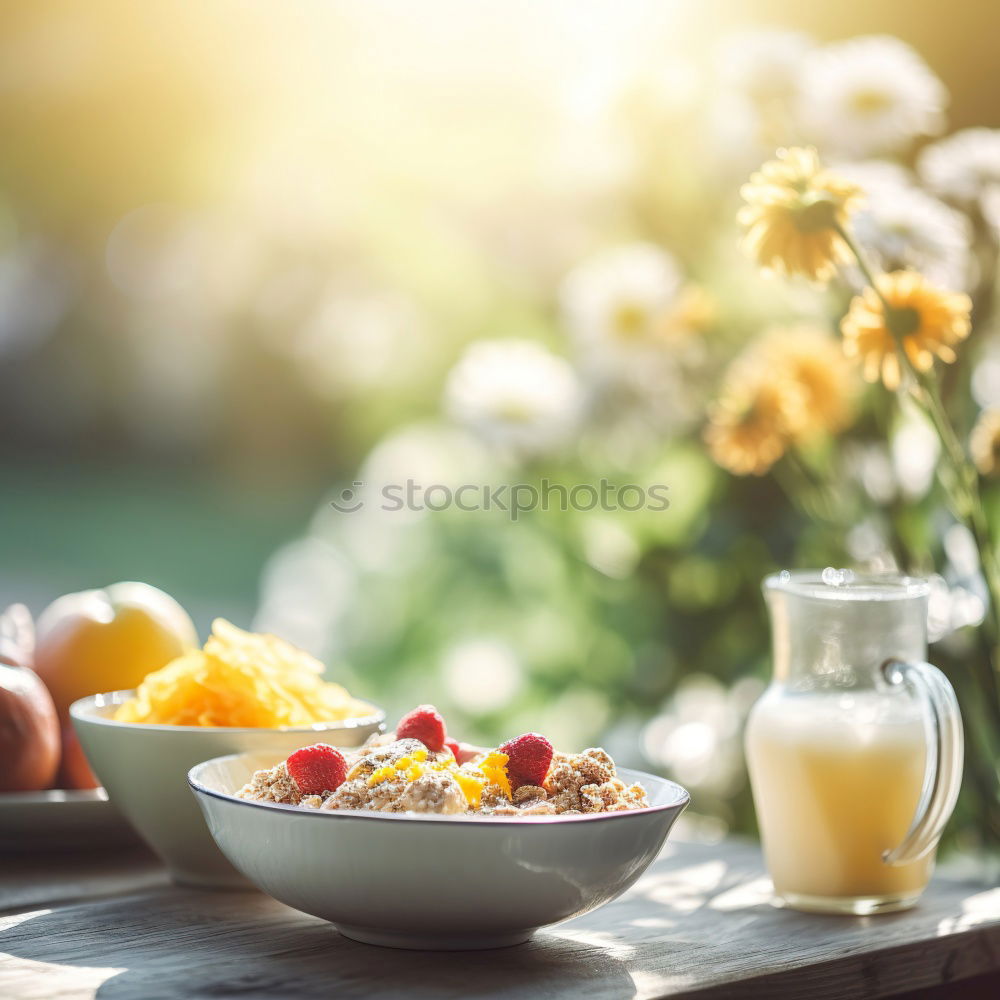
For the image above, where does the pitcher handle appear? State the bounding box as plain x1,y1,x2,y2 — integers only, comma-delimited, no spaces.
880,658,964,866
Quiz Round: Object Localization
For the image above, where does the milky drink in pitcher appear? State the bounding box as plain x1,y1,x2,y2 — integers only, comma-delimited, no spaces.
745,570,963,915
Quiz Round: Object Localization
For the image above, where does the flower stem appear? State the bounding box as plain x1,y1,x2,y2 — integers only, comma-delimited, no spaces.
834,222,894,313
836,221,1000,660
919,371,1000,636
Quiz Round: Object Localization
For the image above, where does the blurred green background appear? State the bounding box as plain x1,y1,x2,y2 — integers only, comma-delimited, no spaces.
3,0,1000,840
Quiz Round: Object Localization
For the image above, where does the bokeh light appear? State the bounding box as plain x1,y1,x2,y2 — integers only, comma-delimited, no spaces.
5,0,1000,842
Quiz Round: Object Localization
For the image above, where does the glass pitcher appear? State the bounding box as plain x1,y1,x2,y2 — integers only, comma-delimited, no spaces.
745,569,964,915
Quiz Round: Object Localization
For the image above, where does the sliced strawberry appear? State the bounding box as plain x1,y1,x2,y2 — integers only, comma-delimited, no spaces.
395,704,447,752
454,742,482,766
498,732,553,789
445,738,461,760
286,743,348,795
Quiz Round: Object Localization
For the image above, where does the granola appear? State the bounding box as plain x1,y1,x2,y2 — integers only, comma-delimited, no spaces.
237,707,650,818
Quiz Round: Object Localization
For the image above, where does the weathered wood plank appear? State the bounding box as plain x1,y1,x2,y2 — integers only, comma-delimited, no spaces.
0,846,167,915
0,840,997,1000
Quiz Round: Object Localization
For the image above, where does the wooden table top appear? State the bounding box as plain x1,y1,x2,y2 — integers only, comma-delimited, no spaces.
2,838,999,1000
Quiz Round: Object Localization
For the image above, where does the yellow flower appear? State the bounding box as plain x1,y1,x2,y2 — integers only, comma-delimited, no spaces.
705,361,806,476
659,284,716,340
841,270,972,390
970,410,1000,476
756,326,858,437
707,324,859,477
739,147,863,281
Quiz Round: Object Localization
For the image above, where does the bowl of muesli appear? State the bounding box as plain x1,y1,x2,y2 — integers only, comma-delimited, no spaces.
188,704,689,949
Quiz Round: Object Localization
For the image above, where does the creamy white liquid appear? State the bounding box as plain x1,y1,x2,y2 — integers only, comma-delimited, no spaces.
745,691,933,901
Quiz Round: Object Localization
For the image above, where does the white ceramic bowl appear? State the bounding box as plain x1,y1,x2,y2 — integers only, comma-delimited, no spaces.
190,749,689,949
71,691,384,888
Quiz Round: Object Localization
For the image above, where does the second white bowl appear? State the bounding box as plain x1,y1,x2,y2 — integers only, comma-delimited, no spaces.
71,691,384,887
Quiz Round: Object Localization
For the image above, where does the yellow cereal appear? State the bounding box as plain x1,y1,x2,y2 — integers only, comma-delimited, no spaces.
113,619,374,728
453,769,487,808
367,765,397,787
478,751,512,800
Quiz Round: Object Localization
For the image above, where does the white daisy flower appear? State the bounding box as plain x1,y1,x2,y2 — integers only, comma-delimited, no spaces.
704,31,814,173
702,30,810,176
918,128,1000,208
714,28,813,106
560,243,682,369
832,159,913,191
444,339,583,457
313,421,494,566
560,243,705,435
797,35,946,157
836,161,972,289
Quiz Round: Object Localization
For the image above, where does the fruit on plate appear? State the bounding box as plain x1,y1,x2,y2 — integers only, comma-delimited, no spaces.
0,604,61,792
55,723,100,789
0,665,61,792
33,582,198,722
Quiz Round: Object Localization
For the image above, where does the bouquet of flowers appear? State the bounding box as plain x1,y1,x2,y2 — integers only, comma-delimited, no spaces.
249,29,1000,850
718,140,1000,848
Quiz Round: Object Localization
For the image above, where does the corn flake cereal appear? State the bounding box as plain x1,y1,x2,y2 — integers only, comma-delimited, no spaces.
114,619,373,727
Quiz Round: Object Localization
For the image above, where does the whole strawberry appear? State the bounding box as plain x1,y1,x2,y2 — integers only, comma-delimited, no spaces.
499,732,554,789
286,743,348,795
395,704,447,752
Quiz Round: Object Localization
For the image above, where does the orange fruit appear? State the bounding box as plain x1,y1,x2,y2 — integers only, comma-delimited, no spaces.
55,723,100,790
33,582,198,722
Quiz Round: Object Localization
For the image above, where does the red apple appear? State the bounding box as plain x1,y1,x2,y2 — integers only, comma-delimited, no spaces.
0,604,60,792
56,724,99,790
